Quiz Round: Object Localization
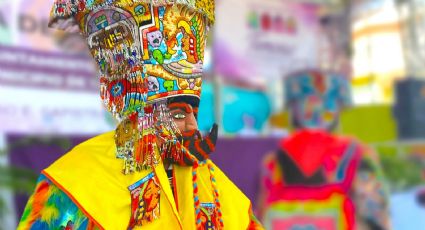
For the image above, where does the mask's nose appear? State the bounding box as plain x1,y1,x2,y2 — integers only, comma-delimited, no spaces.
184,109,198,132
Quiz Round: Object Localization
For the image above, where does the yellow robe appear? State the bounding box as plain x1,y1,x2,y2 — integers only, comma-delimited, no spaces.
41,131,258,229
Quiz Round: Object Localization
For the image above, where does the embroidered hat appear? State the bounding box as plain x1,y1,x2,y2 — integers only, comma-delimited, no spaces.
285,70,351,130
49,0,214,120
48,0,216,174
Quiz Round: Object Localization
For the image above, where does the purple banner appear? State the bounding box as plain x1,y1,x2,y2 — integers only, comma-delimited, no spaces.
0,45,97,92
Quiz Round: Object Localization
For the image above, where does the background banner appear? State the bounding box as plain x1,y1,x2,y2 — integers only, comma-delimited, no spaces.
214,0,321,84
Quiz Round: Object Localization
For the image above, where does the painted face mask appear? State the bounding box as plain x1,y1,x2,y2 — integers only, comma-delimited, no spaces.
285,70,351,131
49,0,215,174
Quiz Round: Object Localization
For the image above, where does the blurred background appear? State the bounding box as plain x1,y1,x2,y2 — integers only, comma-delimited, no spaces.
1,0,425,229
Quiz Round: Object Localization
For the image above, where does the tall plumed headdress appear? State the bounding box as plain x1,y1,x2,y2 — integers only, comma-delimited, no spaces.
49,1,224,229
49,0,215,173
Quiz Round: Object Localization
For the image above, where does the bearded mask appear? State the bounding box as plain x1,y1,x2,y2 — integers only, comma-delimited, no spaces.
49,0,215,174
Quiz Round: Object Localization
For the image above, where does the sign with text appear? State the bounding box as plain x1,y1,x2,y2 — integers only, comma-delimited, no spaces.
214,0,321,84
0,0,114,134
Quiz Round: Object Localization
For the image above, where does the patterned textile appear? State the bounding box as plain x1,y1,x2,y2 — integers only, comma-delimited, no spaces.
128,172,161,228
49,0,215,27
261,133,358,230
260,130,390,230
18,174,99,230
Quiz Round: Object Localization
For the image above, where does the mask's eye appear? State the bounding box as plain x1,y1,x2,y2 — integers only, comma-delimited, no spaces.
173,112,186,120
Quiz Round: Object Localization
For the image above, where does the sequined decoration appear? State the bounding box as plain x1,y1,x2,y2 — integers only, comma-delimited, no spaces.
115,100,187,174
50,0,215,25
128,172,161,228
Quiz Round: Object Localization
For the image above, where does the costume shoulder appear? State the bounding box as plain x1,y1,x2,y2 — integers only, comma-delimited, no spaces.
17,174,99,230
41,131,173,230
44,131,118,176
18,133,114,229
64,131,116,159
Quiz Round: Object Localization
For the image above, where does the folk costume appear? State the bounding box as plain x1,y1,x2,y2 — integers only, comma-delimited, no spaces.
18,1,263,229
259,71,390,230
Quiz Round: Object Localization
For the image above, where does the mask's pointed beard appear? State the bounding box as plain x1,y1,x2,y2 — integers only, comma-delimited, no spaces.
179,123,218,165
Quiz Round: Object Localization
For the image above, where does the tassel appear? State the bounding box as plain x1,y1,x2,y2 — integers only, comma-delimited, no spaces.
207,161,224,229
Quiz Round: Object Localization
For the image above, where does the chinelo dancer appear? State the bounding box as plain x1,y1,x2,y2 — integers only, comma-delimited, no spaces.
18,1,263,229
258,70,390,230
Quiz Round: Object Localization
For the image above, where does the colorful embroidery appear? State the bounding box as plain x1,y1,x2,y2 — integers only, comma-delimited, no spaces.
18,175,97,230
50,0,215,26
82,3,207,118
51,2,210,121
199,203,220,230
50,2,213,174
128,172,161,228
